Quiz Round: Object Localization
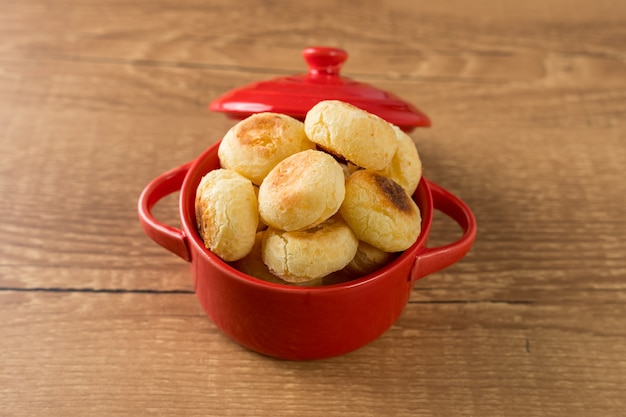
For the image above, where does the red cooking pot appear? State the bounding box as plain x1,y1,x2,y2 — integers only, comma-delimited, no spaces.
137,47,477,360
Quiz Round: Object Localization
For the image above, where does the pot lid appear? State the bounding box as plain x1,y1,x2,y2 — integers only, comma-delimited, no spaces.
209,46,431,131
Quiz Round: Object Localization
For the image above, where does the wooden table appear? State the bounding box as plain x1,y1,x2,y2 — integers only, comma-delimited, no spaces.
1,0,625,415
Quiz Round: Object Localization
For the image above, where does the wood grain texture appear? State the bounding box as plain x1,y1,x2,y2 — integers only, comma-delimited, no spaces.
1,292,625,417
1,0,625,415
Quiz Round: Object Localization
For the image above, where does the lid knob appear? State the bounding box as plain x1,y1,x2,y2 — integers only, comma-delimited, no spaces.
302,47,347,76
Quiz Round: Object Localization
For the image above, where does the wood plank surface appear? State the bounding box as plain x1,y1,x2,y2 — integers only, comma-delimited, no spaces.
2,291,625,416
1,0,625,415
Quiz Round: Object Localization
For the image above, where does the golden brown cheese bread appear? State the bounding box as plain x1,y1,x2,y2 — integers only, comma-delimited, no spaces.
262,216,359,283
258,149,345,231
218,112,316,185
304,100,398,170
195,169,259,261
339,170,421,252
374,125,422,196
231,231,285,284
232,231,323,286
196,100,426,286
344,241,397,276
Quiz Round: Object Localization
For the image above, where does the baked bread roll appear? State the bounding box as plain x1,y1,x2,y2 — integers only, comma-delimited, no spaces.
258,149,345,231
262,216,359,283
304,100,398,170
339,170,421,252
195,169,258,261
344,241,396,276
232,232,323,286
374,125,422,196
231,232,285,284
218,112,315,185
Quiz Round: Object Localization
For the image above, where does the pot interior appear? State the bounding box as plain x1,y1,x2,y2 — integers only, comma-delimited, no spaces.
180,141,434,289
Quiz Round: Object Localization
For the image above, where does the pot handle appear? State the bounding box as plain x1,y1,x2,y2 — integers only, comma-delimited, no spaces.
137,162,192,262
411,180,477,281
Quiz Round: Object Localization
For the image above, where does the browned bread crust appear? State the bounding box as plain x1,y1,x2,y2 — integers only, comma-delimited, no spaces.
262,216,358,283
304,100,398,170
339,170,421,252
374,125,422,196
258,149,345,231
195,169,259,261
218,112,315,185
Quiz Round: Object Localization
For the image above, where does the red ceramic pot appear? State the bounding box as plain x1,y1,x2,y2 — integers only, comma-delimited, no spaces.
138,142,476,360
138,46,476,359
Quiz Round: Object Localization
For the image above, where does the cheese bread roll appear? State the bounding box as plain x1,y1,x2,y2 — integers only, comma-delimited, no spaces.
304,100,398,170
374,125,422,196
340,170,421,252
258,149,345,231
262,216,358,283
195,169,258,261
218,112,315,185
344,241,396,277
231,231,285,284
231,231,324,287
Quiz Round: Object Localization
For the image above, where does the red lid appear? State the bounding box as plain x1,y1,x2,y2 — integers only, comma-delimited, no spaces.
209,47,431,131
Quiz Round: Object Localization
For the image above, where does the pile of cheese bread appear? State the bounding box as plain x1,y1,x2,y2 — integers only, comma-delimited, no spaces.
195,100,422,286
